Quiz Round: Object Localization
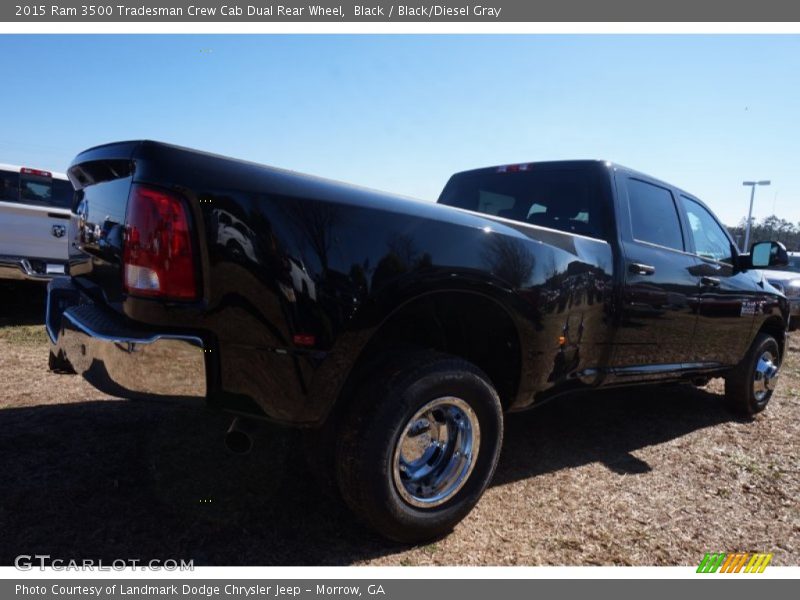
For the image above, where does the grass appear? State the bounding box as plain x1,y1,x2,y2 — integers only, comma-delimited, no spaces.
0,324,48,345
729,451,763,475
0,296,797,566
421,543,440,556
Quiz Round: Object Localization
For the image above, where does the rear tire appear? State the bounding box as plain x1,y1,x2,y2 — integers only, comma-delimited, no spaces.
724,332,781,416
336,350,503,543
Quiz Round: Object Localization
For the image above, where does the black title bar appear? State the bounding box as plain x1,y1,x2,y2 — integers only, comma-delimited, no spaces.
5,1,800,22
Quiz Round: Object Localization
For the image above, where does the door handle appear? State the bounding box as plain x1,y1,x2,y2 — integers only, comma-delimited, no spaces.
628,262,655,276
701,276,721,287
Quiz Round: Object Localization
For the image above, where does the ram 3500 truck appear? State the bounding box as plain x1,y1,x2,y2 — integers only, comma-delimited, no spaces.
47,141,790,542
0,164,72,282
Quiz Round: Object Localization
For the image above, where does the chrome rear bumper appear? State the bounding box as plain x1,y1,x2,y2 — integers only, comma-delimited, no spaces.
0,255,67,282
47,279,207,400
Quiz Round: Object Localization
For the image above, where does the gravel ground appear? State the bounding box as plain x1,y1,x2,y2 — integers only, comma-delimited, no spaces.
0,282,798,566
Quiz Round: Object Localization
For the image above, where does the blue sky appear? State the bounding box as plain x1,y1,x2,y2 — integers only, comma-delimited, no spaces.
0,34,798,226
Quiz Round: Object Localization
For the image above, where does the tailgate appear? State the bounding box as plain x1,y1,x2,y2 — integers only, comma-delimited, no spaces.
0,200,70,265
67,142,140,303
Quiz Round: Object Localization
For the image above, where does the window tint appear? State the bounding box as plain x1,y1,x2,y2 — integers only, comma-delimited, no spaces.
0,170,19,202
52,179,74,210
627,179,684,251
14,173,72,209
680,196,734,264
20,173,53,205
438,168,604,239
0,170,71,208
478,191,515,215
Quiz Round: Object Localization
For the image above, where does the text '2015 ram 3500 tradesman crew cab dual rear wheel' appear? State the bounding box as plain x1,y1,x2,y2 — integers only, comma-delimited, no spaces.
47,141,790,542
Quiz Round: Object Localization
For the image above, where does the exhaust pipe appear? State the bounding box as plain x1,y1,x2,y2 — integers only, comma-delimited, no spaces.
225,417,256,455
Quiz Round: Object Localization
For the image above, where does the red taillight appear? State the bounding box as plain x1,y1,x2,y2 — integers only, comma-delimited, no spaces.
496,163,531,174
123,184,197,300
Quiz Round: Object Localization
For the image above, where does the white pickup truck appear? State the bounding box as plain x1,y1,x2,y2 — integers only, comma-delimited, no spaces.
0,163,72,281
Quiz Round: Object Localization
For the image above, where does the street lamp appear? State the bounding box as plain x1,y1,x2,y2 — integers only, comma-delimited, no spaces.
742,180,771,251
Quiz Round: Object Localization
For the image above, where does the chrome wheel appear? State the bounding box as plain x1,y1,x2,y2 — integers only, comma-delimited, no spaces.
392,397,480,508
753,350,780,402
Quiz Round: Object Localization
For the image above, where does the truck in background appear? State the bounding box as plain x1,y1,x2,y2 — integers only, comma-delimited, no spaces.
0,163,72,282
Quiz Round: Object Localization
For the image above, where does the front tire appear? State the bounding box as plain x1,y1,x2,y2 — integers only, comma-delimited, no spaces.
336,350,503,543
724,332,781,416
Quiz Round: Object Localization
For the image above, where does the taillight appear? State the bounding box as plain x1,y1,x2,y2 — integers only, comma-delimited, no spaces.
293,333,316,347
496,163,531,173
123,184,197,300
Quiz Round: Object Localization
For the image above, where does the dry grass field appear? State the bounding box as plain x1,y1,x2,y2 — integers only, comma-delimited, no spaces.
0,282,797,566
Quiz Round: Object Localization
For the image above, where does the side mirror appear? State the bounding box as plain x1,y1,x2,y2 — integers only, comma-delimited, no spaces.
750,240,789,268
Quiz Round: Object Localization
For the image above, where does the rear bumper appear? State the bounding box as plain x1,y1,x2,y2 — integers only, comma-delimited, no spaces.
0,255,67,282
47,278,207,400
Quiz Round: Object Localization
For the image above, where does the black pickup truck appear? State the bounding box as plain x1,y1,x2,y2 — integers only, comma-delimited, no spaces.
47,141,790,542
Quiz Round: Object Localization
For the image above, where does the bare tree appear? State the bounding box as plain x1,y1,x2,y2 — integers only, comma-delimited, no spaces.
481,235,536,288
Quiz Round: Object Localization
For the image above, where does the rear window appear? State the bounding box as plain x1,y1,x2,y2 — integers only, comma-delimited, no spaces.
13,172,73,209
438,167,605,239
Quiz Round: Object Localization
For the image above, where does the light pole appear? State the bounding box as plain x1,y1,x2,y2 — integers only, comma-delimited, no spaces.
742,180,771,251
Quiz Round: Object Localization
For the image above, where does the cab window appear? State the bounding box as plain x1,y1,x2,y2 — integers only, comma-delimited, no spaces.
680,196,734,264
626,178,684,251
439,168,605,239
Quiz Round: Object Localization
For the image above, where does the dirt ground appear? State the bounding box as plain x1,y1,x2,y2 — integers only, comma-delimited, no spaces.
0,282,798,566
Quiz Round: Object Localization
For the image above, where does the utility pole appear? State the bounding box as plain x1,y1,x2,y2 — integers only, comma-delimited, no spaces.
742,180,771,251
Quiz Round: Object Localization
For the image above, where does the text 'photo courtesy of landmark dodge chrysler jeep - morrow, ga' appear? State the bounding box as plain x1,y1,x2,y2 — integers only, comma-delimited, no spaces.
47,141,790,542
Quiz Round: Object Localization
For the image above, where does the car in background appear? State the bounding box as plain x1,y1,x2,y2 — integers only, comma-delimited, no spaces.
760,251,800,331
0,163,72,282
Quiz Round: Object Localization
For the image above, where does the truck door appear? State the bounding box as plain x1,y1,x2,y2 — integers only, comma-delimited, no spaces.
679,195,756,366
611,175,701,375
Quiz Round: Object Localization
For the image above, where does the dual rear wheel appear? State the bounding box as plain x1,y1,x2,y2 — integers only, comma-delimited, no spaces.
331,351,503,543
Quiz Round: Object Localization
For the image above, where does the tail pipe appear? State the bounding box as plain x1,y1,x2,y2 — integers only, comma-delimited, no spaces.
225,417,257,455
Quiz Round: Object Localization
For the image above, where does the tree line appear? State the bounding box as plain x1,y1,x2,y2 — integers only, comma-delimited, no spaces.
727,215,800,252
